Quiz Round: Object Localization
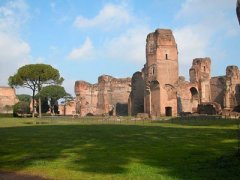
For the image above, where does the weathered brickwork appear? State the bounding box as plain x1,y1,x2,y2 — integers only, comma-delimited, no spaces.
74,28,239,117
75,75,131,116
129,28,240,117
0,87,18,113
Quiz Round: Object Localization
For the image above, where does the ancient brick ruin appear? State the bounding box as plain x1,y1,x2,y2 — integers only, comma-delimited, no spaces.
74,29,240,117
72,28,240,117
0,28,238,117
0,87,18,113
128,29,240,117
75,75,131,116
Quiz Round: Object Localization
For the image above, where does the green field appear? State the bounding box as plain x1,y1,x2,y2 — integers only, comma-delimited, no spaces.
0,117,239,179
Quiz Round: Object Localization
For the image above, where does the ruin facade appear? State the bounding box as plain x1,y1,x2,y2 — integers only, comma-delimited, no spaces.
0,87,18,113
58,100,76,116
75,75,131,116
75,28,240,117
128,29,240,117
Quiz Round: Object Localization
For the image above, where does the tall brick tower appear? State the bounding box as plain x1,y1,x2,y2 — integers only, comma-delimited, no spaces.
144,29,178,116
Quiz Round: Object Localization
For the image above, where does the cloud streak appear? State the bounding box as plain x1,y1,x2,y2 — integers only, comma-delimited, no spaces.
0,0,30,86
174,0,238,78
68,37,94,61
73,3,132,30
103,26,150,63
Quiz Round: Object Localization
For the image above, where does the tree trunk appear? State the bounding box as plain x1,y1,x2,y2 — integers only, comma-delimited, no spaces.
32,90,35,118
39,98,42,118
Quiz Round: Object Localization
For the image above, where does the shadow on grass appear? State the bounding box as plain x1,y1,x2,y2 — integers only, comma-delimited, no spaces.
156,117,240,127
0,123,240,179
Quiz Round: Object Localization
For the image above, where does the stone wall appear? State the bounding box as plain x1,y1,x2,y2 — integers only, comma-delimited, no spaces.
210,76,225,108
75,75,131,116
74,28,240,117
0,87,18,113
224,66,240,110
128,71,144,116
177,78,199,113
128,28,240,116
58,100,76,115
189,58,211,103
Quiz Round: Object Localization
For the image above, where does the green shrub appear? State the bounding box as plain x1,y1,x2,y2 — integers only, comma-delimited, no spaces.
13,101,30,117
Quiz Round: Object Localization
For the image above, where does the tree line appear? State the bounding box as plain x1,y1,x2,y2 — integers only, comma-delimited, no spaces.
8,64,72,117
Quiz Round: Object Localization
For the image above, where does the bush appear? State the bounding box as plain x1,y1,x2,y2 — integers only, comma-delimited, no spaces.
13,102,30,117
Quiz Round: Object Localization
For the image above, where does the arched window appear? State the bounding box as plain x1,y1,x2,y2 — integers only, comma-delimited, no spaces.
190,87,198,99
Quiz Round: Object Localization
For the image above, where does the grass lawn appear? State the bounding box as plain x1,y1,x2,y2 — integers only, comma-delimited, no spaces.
0,117,239,179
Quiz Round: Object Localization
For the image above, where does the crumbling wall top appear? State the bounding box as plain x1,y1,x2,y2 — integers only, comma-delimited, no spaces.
146,28,176,46
98,75,131,84
226,66,239,78
192,57,211,65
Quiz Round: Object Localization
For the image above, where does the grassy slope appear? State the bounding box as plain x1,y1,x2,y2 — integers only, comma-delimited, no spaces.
0,118,239,179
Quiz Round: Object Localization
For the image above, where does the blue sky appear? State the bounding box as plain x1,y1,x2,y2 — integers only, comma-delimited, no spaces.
0,0,239,96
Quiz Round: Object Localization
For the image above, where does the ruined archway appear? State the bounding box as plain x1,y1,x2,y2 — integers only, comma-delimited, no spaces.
86,113,94,116
190,87,199,112
190,87,198,99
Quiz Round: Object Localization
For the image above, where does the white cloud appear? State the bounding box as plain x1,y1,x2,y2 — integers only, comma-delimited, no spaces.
174,0,238,78
0,0,29,33
0,0,31,86
0,32,30,62
73,3,132,30
174,26,209,65
62,78,75,96
68,37,94,60
103,26,150,63
35,57,45,63
0,32,30,85
176,0,233,20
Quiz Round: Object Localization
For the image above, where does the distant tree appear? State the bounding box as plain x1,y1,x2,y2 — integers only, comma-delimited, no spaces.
8,64,64,118
38,85,67,114
4,105,13,114
61,93,74,116
17,94,31,103
13,102,30,117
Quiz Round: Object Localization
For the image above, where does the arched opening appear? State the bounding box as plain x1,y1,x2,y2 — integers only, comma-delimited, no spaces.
190,87,199,112
165,54,168,60
190,87,198,99
165,107,172,116
86,113,94,116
